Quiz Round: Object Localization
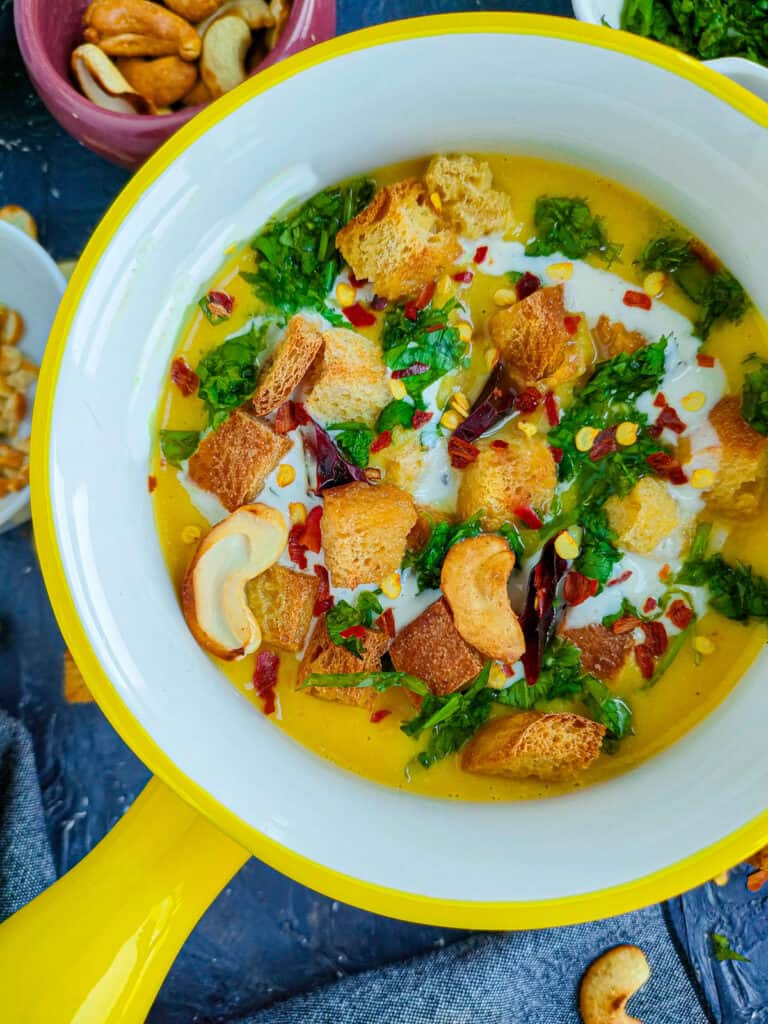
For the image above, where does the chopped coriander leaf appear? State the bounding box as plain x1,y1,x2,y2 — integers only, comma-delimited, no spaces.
326,591,384,658
583,676,633,740
575,506,622,590
498,521,525,565
402,663,494,768
376,400,416,433
689,269,748,340
381,299,466,402
327,421,376,467
678,553,768,621
639,235,695,273
712,933,750,963
741,354,768,436
303,669,430,697
243,178,374,318
524,197,622,264
159,429,200,466
648,624,693,687
196,321,270,428
402,512,484,592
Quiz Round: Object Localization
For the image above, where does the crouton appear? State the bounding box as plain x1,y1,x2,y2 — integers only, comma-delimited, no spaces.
297,615,390,709
489,285,569,387
593,315,646,358
246,564,319,652
303,327,390,426
369,425,424,491
561,624,632,681
604,477,679,554
336,179,462,301
251,315,323,416
322,481,418,588
461,711,606,781
390,598,484,698
424,154,514,239
188,409,291,512
457,434,557,530
541,314,595,390
706,395,768,518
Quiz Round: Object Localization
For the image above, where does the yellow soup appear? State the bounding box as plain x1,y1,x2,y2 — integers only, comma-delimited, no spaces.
153,154,768,801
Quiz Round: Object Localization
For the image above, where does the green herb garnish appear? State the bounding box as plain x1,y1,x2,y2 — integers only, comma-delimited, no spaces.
196,321,270,429
498,521,525,565
327,421,376,467
639,235,696,274
402,512,484,592
525,197,622,264
678,523,768,621
741,354,768,436
243,178,374,319
574,506,622,590
712,932,750,963
325,591,384,658
376,399,417,433
159,429,200,466
381,299,466,403
303,670,430,697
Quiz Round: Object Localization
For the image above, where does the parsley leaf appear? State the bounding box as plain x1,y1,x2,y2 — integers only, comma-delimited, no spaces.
325,590,383,657
712,933,750,963
575,506,622,589
327,421,375,467
677,522,768,620
159,429,200,467
376,400,416,433
741,354,768,436
196,321,270,428
244,178,374,318
381,299,466,403
402,512,484,592
525,197,622,264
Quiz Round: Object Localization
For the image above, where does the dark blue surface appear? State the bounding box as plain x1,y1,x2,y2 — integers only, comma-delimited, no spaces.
1,1,766,1021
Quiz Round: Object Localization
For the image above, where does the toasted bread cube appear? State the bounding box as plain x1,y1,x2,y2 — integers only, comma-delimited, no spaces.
489,285,569,387
297,615,390,709
390,598,484,698
424,154,514,239
706,395,768,518
246,564,319,652
251,315,323,416
604,477,679,554
593,315,646,358
541,314,595,390
336,179,462,301
369,425,424,491
457,434,557,530
322,481,418,588
188,409,291,512
561,624,632,681
461,711,606,781
303,327,390,426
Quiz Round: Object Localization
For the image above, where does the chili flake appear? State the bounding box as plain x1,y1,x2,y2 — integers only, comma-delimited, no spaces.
623,289,652,310
343,303,376,328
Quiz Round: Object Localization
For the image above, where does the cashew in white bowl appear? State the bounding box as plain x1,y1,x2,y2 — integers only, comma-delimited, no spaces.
181,503,288,660
200,15,252,99
579,944,651,1024
71,44,153,114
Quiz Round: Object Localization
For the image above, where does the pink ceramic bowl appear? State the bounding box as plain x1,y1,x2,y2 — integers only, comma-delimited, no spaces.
14,0,336,168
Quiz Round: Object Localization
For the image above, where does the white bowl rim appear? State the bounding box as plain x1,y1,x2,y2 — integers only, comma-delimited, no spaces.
30,12,768,929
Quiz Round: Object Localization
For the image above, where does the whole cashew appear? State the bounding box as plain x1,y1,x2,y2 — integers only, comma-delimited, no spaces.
164,0,225,22
117,55,198,107
196,0,274,36
579,945,650,1024
83,0,202,61
265,0,289,50
180,78,212,106
71,43,152,113
200,15,251,99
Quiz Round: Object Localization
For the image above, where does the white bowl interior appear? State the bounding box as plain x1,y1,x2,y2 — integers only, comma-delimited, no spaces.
0,222,64,532
50,30,768,904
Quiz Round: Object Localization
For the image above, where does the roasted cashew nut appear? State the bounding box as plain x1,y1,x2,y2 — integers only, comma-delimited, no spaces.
196,0,274,36
265,0,289,49
200,15,251,99
164,0,225,23
83,0,202,61
579,945,651,1024
181,503,287,660
441,534,523,663
117,55,198,107
71,44,153,113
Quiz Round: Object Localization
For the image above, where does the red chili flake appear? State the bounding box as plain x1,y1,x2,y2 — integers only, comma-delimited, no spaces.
288,523,308,569
563,571,599,606
697,353,715,368
653,392,667,408
643,597,658,614
370,709,391,724
515,271,541,301
491,439,509,449
415,280,436,311
448,436,480,469
348,270,368,288
544,391,559,426
424,323,446,334
550,446,564,463
370,430,392,453
411,410,433,429
515,387,541,413
253,651,280,715
170,357,199,396
343,303,376,328
376,607,396,639
313,564,333,616
623,289,652,310
514,505,543,529
689,238,719,273
747,870,768,893
452,271,474,284
606,570,633,588
299,506,323,553
371,295,388,311
642,619,668,656
474,245,488,264
274,401,298,435
647,452,688,485
147,475,157,493
205,290,234,321
666,599,693,630
404,300,418,321
651,405,687,436
391,362,430,379
293,402,310,426
634,644,655,679
611,615,643,635
340,624,367,639
563,314,581,336
589,429,618,461
659,563,671,582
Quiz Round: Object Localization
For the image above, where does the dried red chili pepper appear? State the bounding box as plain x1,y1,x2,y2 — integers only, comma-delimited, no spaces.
563,572,599,606
170,357,199,396
313,564,333,616
447,436,480,469
634,644,655,679
274,401,298,435
666,599,693,630
514,505,543,529
454,363,518,444
253,651,280,715
520,539,569,683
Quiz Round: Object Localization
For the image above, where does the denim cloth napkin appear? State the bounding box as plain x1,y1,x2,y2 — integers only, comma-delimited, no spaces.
0,708,710,1023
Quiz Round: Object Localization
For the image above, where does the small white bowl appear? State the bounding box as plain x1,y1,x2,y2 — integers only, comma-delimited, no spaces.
572,0,768,102
0,221,65,532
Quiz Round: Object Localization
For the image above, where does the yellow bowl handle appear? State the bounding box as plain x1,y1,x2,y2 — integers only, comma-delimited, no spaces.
0,775,249,1023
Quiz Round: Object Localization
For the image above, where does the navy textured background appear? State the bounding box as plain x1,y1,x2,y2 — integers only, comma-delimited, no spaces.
1,1,766,1021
